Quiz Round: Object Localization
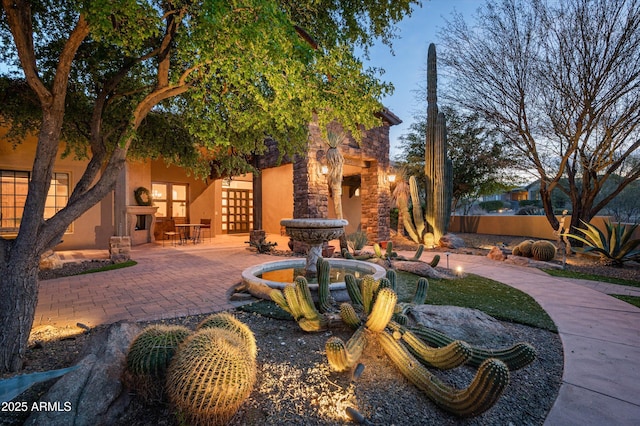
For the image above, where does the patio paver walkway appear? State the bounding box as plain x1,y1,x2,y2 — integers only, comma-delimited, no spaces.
36,236,640,425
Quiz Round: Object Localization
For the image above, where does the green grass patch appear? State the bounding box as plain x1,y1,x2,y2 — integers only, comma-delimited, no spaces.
79,260,137,275
396,271,557,332
612,295,640,308
542,268,640,288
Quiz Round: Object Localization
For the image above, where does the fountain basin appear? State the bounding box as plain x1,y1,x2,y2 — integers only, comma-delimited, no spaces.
280,218,348,244
281,218,349,276
242,258,386,301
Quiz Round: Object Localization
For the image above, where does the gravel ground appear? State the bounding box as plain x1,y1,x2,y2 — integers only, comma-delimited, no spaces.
11,232,637,425
113,311,562,426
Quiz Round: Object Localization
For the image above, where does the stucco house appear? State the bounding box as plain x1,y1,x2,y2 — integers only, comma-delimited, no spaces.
1,110,400,251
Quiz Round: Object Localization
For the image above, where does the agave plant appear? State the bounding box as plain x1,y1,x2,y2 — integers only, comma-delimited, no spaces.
564,220,640,266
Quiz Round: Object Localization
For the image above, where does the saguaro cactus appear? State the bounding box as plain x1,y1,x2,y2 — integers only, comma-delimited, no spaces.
424,43,453,244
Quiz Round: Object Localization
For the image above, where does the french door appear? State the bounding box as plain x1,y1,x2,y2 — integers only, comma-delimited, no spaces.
222,188,252,233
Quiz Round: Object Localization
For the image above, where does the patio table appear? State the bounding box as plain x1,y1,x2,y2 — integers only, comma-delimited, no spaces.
175,223,202,244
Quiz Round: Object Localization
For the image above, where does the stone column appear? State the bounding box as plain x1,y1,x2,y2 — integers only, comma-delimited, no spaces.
292,152,329,219
360,162,391,243
109,236,131,263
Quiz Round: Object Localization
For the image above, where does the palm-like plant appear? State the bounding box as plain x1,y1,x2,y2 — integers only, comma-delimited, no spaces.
564,220,640,266
326,130,347,252
391,175,410,236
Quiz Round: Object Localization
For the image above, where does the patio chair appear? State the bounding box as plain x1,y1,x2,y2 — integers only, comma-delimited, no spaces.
163,219,180,247
200,218,211,242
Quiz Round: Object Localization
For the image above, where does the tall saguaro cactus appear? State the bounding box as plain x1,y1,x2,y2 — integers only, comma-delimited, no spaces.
425,43,453,243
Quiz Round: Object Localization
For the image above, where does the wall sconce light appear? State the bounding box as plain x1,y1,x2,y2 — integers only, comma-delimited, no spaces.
316,150,329,177
387,173,396,183
354,188,360,197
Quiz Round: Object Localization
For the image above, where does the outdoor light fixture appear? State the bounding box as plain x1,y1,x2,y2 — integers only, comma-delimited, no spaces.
456,266,463,276
316,150,329,177
445,252,451,269
387,173,396,183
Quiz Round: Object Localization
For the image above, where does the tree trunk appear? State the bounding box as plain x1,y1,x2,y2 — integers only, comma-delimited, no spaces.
0,241,40,372
539,182,559,232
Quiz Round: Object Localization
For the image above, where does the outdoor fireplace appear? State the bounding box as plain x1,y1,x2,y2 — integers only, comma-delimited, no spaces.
126,205,159,245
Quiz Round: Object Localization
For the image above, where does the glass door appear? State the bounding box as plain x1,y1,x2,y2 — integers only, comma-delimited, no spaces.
221,188,252,233
152,183,189,239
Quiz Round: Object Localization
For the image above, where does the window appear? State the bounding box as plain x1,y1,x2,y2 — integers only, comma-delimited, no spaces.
0,170,70,232
151,182,188,219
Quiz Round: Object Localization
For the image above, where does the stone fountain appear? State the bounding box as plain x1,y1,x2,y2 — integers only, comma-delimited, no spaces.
280,218,347,277
242,218,385,301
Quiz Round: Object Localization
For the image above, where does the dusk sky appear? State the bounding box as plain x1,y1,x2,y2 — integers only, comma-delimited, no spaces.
363,0,480,158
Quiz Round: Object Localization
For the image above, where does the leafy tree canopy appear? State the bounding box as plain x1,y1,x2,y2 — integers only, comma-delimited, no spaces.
1,0,419,177
0,0,420,373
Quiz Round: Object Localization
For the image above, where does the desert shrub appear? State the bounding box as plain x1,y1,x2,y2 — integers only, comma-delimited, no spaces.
479,200,506,212
347,231,369,251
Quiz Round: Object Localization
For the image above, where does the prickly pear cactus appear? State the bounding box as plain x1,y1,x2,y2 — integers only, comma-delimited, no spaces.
166,328,257,426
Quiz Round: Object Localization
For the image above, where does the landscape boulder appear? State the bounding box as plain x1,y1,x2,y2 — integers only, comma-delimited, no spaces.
438,233,465,249
25,321,141,426
409,305,516,346
487,246,508,261
393,260,444,279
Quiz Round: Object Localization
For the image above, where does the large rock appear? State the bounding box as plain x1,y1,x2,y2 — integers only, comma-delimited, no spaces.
438,233,465,249
26,321,142,426
39,250,63,270
409,305,516,346
487,246,508,261
393,260,444,279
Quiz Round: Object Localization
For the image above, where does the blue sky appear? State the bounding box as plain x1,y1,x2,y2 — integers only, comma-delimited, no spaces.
363,0,480,158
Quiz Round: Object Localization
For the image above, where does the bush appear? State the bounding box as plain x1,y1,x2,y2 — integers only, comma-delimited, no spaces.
516,205,542,215
518,200,541,207
347,231,369,251
479,200,506,212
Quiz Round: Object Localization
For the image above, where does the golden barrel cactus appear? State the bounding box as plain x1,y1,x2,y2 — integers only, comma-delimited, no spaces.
166,328,256,425
124,324,191,401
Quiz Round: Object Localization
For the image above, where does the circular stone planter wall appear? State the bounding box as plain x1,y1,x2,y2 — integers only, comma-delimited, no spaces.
242,258,386,301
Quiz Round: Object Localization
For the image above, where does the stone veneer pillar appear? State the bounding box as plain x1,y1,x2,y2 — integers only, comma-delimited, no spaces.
360,162,391,243
109,236,131,263
292,151,329,219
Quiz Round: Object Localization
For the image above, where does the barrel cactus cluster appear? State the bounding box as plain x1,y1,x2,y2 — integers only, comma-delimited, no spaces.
124,313,257,425
512,239,557,261
269,261,537,418
123,324,192,401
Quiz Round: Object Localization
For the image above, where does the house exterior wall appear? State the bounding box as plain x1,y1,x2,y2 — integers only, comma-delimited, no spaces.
0,129,114,250
261,164,294,234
